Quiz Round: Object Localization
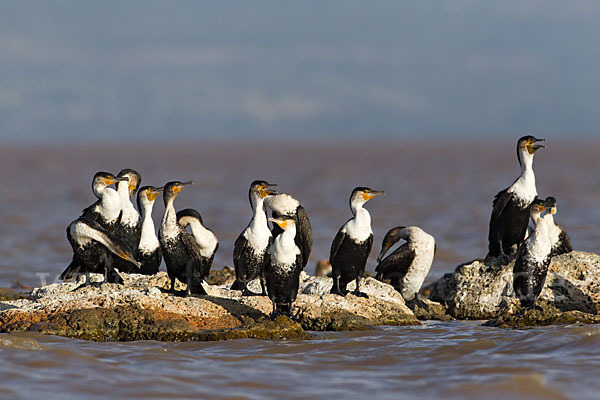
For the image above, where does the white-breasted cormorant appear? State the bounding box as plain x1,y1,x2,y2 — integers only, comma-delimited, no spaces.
136,185,163,275
375,226,435,303
61,217,141,285
176,208,219,292
540,197,573,257
81,172,128,231
265,192,312,269
513,198,553,309
114,168,142,273
159,181,208,296
329,187,383,298
231,180,277,295
266,216,303,318
487,136,545,264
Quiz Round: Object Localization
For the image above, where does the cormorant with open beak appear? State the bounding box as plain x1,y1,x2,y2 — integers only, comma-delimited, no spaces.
231,180,277,295
375,226,436,304
136,185,163,275
330,187,384,297
266,215,303,318
114,168,143,273
61,217,141,286
176,208,219,292
159,181,207,296
513,198,553,309
265,191,312,270
487,136,545,264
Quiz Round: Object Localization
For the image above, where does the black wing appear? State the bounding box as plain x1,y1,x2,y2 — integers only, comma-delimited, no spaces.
296,205,312,269
233,233,247,268
329,224,348,263
180,230,203,262
491,188,513,221
375,243,416,281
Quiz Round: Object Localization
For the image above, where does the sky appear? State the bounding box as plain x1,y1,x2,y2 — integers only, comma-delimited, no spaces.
1,1,599,142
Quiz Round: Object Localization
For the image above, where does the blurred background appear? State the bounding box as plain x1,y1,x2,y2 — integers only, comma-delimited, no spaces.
0,1,599,287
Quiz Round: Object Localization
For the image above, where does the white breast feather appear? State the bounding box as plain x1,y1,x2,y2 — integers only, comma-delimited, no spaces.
343,208,372,243
401,228,435,301
188,221,218,258
243,209,271,254
526,220,552,263
139,213,159,253
96,188,122,222
270,232,300,272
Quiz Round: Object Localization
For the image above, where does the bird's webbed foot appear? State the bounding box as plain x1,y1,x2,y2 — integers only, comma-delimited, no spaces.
351,290,369,299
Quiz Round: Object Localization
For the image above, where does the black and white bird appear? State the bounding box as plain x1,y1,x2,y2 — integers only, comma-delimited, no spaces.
265,192,312,269
136,185,163,275
266,215,303,318
374,226,436,304
61,217,141,286
513,198,553,309
176,208,219,290
114,168,142,273
540,197,573,257
159,180,208,296
81,172,128,231
329,187,384,298
487,136,545,264
230,180,277,295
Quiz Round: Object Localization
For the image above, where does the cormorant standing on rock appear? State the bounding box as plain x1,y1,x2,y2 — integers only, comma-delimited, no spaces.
513,198,553,309
265,192,312,269
114,168,142,273
231,180,277,295
159,180,207,296
266,216,303,318
329,187,383,298
136,185,163,275
61,217,140,286
540,197,573,257
375,226,435,304
177,208,219,292
487,136,545,264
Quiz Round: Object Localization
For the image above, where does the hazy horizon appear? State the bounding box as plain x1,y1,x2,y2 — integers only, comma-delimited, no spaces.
2,1,599,142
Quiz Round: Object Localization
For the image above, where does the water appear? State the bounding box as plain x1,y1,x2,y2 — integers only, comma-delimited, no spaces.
0,140,599,398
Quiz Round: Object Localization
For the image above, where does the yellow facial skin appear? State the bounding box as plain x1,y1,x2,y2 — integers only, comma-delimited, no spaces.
551,207,557,215
269,218,287,229
361,190,383,201
104,177,118,186
129,184,136,193
147,189,160,202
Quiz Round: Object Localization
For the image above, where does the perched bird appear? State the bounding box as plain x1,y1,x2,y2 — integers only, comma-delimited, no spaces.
540,197,573,257
136,185,163,275
329,187,384,297
114,168,142,273
61,217,140,286
81,172,129,231
176,208,219,291
375,226,436,304
231,180,277,295
159,181,208,296
487,136,545,264
265,192,312,269
266,216,303,318
513,198,553,309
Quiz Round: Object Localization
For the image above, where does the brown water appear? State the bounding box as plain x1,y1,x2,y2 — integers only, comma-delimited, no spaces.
0,140,599,399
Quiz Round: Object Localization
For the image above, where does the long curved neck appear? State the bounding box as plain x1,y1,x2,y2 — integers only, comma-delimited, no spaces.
276,224,297,247
97,186,121,222
162,199,177,228
139,201,158,250
351,201,371,226
518,149,536,182
249,196,268,231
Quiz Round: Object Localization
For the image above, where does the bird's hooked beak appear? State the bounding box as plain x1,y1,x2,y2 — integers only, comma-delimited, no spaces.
147,187,163,202
173,181,193,194
527,137,545,154
118,251,141,269
377,242,392,263
269,217,287,229
105,176,129,186
259,183,278,198
362,189,384,201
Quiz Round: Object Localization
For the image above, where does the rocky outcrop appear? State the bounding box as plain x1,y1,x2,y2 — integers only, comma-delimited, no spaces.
0,271,417,342
427,251,600,325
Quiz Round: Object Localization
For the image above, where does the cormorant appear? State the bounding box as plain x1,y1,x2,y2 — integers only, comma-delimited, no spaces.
177,208,219,292
61,217,141,285
230,180,277,295
265,192,312,269
266,216,303,318
541,197,573,257
374,226,435,303
329,187,384,298
81,172,128,231
513,198,553,309
487,136,545,264
114,168,142,273
159,181,208,296
136,185,163,275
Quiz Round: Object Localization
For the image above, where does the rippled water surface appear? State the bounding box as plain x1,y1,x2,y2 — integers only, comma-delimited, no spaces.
0,140,599,399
